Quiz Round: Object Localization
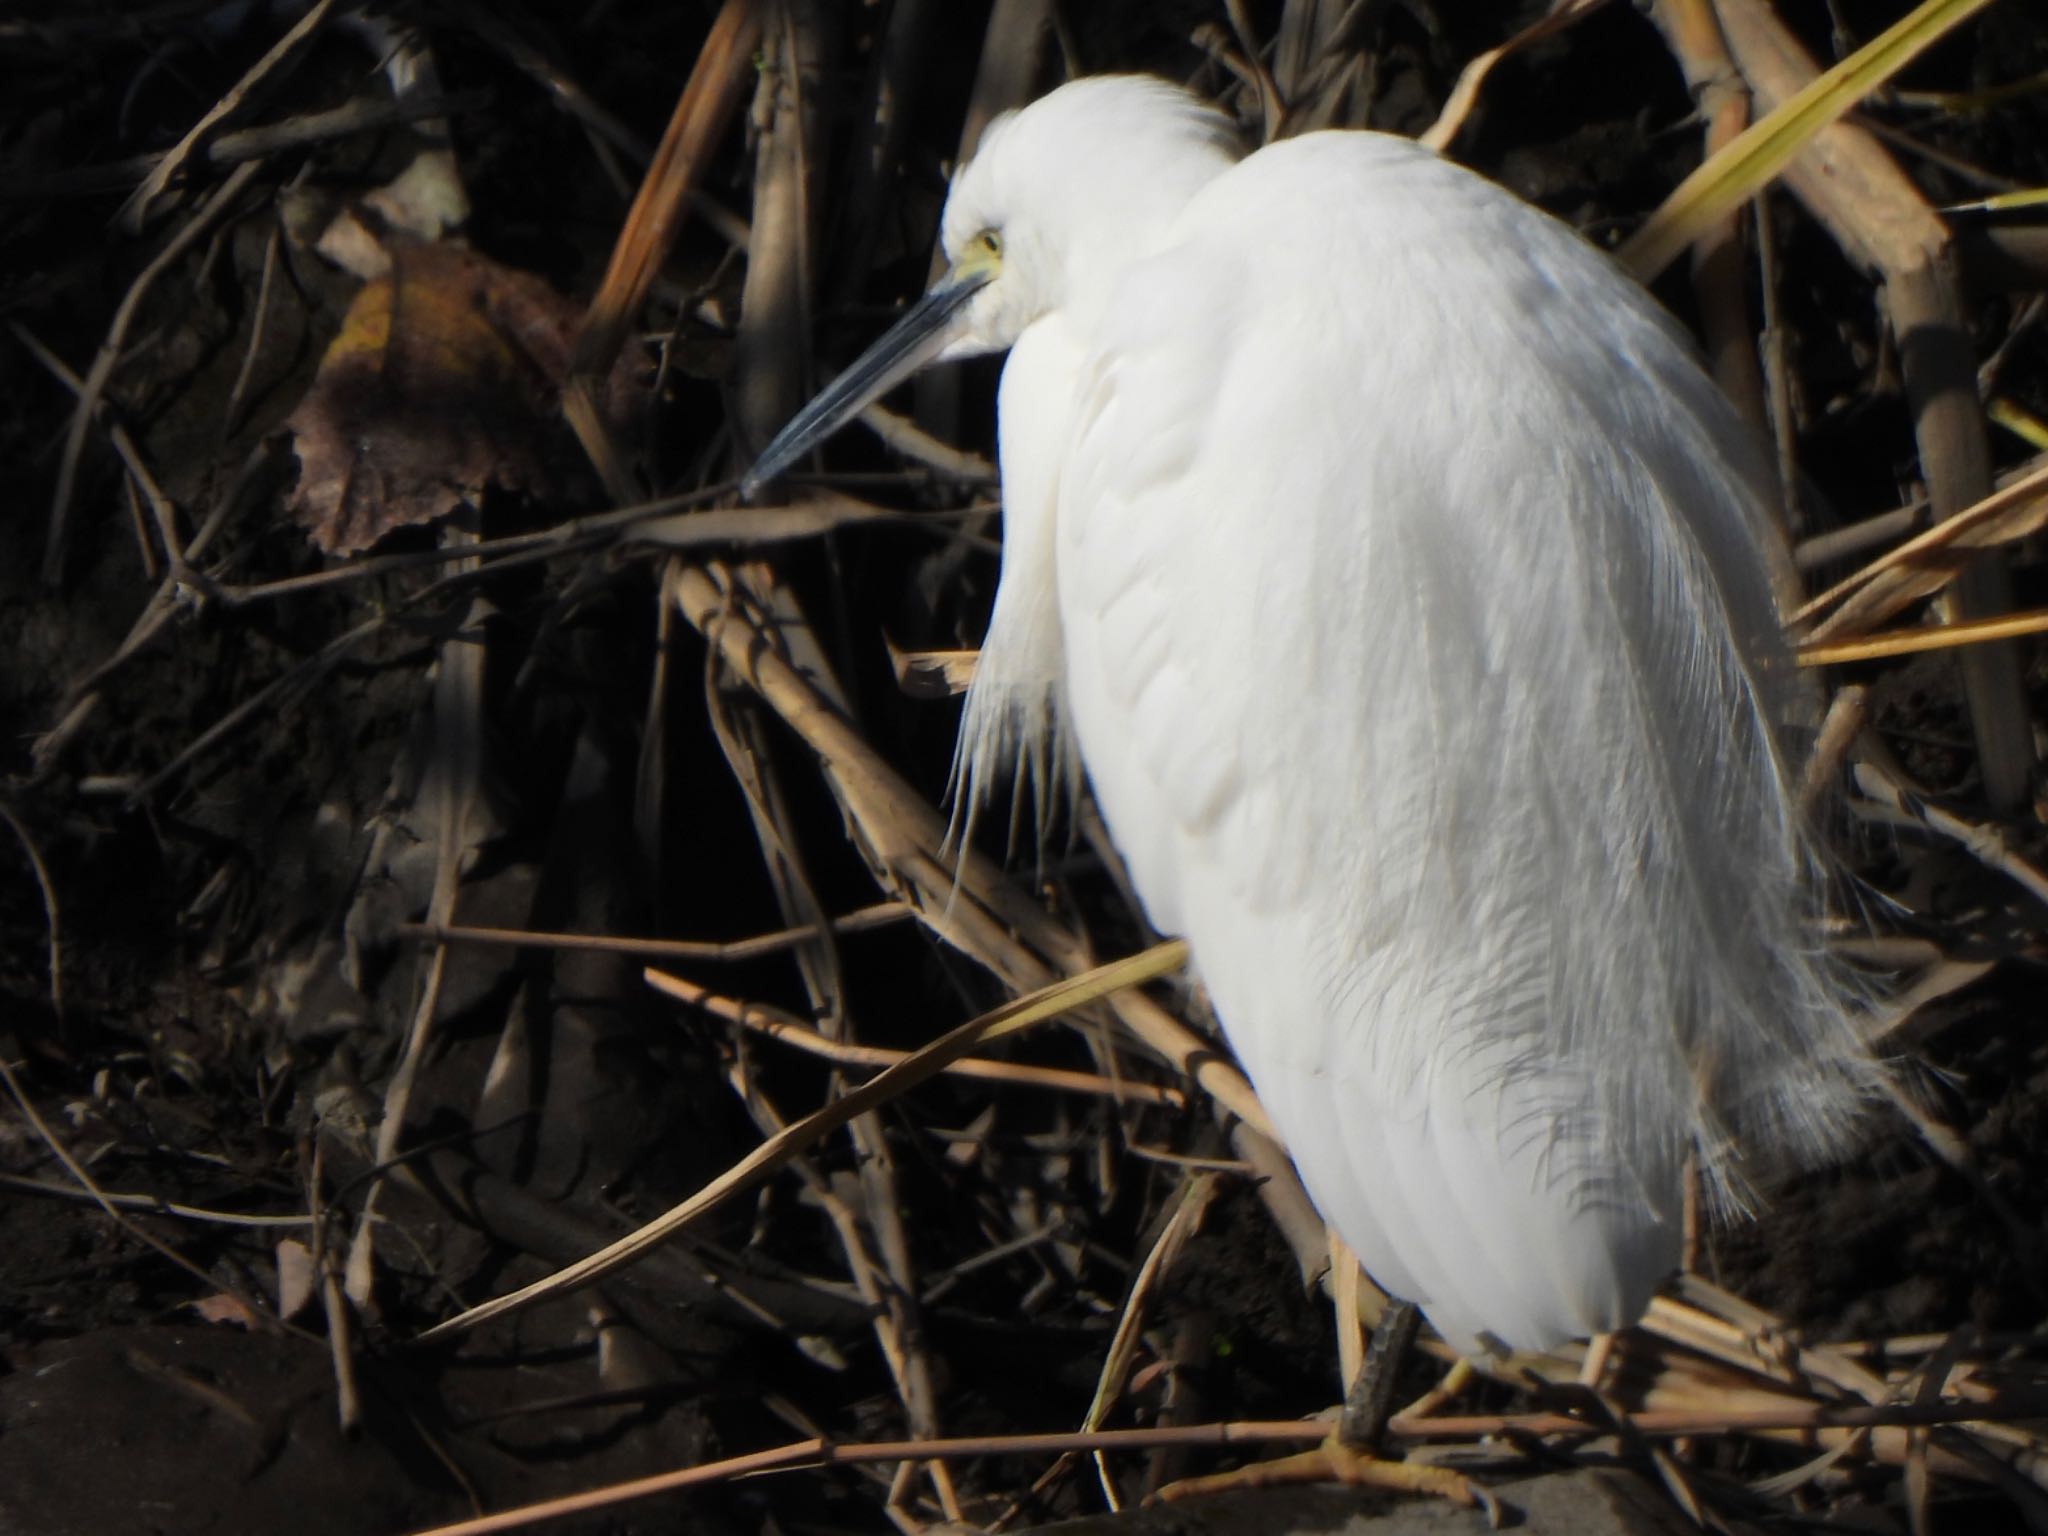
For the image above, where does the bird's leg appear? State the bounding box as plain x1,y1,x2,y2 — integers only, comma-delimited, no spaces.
1149,1299,1482,1511
1338,1295,1421,1449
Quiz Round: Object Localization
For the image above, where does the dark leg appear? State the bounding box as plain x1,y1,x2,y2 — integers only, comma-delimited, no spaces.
1338,1297,1421,1451
1150,1294,1477,1509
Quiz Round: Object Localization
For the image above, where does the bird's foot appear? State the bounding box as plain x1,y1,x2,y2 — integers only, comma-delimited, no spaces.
1150,1300,1495,1518
1148,1435,1481,1509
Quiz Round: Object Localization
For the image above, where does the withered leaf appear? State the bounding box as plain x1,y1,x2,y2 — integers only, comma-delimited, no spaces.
284,242,640,555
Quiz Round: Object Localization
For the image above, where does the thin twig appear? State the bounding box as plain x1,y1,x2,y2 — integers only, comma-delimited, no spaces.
401,1396,2048,1536
1853,763,2048,908
649,967,1187,1106
0,1172,315,1227
1083,1172,1220,1510
1800,604,2048,666
120,0,340,229
0,91,492,197
47,158,261,582
1795,457,2048,632
398,903,910,962
13,319,185,569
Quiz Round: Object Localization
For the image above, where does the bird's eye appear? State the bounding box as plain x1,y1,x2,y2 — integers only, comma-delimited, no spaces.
977,230,1003,258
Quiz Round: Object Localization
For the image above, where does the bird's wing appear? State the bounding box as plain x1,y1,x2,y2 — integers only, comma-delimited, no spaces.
1052,133,1863,1350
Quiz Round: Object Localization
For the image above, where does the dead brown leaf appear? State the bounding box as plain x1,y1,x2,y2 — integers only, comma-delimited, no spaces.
284,242,643,555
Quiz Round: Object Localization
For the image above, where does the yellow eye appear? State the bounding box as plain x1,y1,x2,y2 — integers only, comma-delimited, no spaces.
977,229,1003,258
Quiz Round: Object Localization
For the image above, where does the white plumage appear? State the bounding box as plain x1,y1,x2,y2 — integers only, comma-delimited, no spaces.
748,75,1871,1356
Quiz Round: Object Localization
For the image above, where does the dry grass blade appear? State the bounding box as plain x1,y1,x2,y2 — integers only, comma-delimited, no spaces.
648,967,1188,1106
1082,1172,1220,1510
625,497,900,549
400,1395,2048,1536
1948,186,2048,214
886,641,980,699
1712,0,2034,808
1621,0,1998,280
720,1052,941,1519
1796,457,2048,639
669,561,1276,1138
572,0,759,380
1866,958,1998,1050
412,939,1189,1344
1419,0,1610,153
565,0,760,496
0,1172,317,1228
401,1426,1328,1536
1800,604,2048,665
1991,398,2048,450
400,902,911,963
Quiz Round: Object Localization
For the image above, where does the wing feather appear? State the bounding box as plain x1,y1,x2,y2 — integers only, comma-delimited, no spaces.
1047,132,1868,1350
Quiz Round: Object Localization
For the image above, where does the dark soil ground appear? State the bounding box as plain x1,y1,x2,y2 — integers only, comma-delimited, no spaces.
3,3,2048,1534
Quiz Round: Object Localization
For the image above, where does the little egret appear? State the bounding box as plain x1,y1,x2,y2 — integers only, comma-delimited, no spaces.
746,76,1871,1358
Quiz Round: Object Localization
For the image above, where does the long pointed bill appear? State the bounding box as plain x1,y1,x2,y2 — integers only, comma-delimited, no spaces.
741,266,993,500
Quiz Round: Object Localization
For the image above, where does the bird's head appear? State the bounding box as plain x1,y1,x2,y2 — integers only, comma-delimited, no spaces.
743,75,1240,496
933,75,1241,356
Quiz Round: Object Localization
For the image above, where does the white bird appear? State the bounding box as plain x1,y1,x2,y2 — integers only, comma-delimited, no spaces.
746,75,1871,1358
